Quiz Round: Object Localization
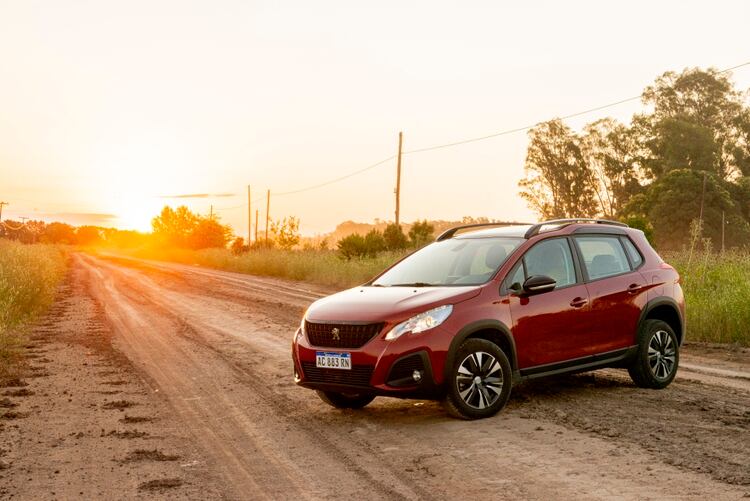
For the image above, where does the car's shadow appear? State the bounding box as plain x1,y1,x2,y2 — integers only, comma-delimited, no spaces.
305,369,637,426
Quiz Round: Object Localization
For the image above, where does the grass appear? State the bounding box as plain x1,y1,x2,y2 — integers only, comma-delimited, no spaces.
0,240,67,379
118,247,408,289
666,249,750,346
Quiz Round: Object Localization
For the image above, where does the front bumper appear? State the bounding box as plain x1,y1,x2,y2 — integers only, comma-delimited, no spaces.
291,327,446,399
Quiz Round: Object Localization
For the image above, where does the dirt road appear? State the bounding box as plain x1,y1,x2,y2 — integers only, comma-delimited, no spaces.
2,253,749,500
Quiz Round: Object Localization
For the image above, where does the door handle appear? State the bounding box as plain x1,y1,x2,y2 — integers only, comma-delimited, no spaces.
627,283,643,294
570,297,588,308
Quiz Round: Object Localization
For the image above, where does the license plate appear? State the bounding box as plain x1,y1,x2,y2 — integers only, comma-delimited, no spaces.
316,351,351,370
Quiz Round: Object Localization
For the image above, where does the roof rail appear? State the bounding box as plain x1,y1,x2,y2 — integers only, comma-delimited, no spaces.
524,218,628,239
436,222,530,242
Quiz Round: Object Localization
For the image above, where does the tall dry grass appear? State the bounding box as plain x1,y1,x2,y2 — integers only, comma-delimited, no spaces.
123,247,408,289
0,240,67,378
666,249,750,346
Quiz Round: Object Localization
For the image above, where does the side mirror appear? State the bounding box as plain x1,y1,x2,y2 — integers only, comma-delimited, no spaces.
523,275,556,295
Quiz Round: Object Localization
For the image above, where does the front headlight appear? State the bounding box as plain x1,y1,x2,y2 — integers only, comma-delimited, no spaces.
384,305,453,341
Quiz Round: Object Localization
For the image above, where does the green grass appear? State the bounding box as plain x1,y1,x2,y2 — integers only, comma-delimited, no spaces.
666,250,750,346
120,247,408,289
0,240,67,379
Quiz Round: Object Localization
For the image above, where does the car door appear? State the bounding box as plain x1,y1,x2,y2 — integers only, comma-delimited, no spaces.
573,234,649,354
506,237,594,369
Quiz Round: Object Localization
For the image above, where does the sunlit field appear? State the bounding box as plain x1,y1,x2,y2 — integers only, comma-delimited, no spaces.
0,241,67,379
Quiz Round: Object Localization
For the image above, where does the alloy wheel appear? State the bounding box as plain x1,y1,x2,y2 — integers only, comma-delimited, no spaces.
648,330,676,380
456,351,504,409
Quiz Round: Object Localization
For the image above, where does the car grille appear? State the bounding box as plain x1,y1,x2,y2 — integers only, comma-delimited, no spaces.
387,353,425,386
305,321,384,349
301,362,374,387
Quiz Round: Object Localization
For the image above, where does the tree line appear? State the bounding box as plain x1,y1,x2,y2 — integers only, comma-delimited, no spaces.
518,67,750,249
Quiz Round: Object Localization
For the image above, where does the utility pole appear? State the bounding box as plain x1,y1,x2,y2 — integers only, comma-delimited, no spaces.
209,205,214,220
721,210,726,254
0,201,7,222
395,131,403,226
247,184,257,245
255,209,259,242
265,189,270,242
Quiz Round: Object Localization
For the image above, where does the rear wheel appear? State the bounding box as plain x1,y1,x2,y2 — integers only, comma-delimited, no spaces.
443,339,512,420
628,319,679,389
316,390,375,409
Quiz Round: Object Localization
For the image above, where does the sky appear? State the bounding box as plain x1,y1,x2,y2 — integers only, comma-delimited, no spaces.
1,0,749,237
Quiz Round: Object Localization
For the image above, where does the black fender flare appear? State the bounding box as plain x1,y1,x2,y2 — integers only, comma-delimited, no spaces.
444,320,518,382
638,296,684,344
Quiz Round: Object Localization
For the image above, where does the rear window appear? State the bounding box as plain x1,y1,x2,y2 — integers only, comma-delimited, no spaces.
575,236,631,280
620,237,644,268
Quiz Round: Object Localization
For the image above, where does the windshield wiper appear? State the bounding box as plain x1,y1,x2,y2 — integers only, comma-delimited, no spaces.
387,282,436,287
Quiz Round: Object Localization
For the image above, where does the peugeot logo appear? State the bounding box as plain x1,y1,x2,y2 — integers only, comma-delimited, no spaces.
331,328,340,341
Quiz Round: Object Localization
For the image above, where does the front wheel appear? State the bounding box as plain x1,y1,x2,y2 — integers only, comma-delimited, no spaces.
628,319,679,389
443,339,512,420
316,390,375,409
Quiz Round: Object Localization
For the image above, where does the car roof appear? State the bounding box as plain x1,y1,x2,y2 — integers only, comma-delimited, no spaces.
442,219,631,241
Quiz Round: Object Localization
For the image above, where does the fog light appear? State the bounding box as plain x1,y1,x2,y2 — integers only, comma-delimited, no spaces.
294,370,301,383
412,370,422,383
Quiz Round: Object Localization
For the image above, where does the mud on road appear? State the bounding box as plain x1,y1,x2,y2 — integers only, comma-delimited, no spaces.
1,252,749,500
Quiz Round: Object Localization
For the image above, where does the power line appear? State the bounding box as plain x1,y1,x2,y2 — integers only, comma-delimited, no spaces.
403,61,750,155
273,154,396,196
236,60,750,198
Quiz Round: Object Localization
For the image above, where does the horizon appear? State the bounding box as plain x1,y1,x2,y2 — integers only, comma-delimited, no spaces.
2,1,750,237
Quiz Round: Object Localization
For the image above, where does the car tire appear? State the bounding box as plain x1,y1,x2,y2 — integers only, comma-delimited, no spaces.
316,390,375,409
628,319,679,389
443,339,512,420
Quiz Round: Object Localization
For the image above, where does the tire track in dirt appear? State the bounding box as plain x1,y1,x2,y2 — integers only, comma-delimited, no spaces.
78,253,425,500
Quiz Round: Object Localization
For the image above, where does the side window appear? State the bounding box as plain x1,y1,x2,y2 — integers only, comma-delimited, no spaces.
523,238,577,288
621,237,644,268
575,236,631,280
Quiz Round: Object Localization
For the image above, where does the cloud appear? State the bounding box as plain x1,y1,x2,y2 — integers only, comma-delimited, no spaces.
31,212,119,225
158,193,236,199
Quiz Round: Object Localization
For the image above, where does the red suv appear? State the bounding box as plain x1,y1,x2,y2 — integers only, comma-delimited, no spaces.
292,219,684,419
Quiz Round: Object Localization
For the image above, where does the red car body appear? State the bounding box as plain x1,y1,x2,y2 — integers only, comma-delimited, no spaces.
292,220,685,401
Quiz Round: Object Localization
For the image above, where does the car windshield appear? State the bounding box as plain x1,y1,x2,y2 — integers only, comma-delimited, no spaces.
371,237,523,287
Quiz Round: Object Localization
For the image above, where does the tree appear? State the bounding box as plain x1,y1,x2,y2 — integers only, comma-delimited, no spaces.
152,206,198,247
230,237,247,255
622,169,750,249
581,119,642,218
42,222,76,244
363,229,386,255
408,220,434,247
634,68,750,179
152,206,232,249
271,216,301,250
188,217,232,249
519,120,598,219
75,226,102,246
383,223,408,251
337,234,367,260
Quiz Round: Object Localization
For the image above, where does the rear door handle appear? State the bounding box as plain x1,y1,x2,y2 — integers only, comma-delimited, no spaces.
627,283,643,294
570,297,588,308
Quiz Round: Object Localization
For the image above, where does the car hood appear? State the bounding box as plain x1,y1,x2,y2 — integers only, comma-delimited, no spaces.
305,285,482,323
